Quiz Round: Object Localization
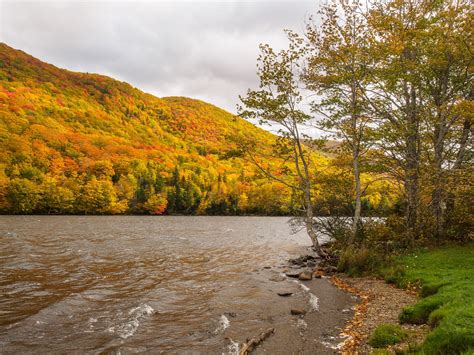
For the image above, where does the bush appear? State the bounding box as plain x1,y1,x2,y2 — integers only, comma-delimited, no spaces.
383,265,406,285
337,245,383,276
368,324,408,348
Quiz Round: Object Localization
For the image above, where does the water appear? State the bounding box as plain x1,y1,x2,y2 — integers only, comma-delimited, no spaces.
0,216,353,354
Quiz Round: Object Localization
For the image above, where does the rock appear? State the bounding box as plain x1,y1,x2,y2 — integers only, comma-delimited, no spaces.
298,270,312,281
312,270,324,278
263,266,271,269
290,308,307,315
289,255,318,265
269,274,286,282
224,312,237,318
285,271,301,278
277,292,293,297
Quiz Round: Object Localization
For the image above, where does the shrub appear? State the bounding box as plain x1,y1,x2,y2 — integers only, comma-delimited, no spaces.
383,265,406,285
337,245,383,276
368,324,408,348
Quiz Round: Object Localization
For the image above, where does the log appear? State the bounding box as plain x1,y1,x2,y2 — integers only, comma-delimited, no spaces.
239,327,275,355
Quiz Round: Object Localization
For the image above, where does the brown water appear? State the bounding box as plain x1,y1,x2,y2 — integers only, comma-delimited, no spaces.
0,216,354,354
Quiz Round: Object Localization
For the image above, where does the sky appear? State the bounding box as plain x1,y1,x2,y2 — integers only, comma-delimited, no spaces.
0,0,318,117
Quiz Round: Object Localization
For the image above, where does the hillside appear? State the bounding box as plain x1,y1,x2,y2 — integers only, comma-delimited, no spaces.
0,44,397,216
0,43,312,215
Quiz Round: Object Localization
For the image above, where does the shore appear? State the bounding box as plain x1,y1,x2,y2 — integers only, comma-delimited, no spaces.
331,276,428,353
234,251,428,354
222,257,356,354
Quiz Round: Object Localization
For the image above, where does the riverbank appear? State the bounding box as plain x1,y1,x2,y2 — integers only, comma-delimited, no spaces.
331,243,474,354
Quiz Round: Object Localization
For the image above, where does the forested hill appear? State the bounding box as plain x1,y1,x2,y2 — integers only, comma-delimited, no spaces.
0,43,305,215
0,44,396,215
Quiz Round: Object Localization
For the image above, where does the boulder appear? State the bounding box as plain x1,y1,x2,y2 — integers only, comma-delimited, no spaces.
298,270,313,281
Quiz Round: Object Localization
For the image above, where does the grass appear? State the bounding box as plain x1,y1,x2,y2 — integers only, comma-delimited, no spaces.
383,243,474,354
368,324,408,348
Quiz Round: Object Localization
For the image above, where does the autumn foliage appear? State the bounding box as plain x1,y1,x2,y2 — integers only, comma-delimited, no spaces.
0,43,395,215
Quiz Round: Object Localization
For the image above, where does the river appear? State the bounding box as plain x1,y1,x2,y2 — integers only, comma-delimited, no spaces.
0,216,355,354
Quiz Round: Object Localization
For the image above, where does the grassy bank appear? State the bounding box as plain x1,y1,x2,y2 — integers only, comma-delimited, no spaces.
383,244,474,354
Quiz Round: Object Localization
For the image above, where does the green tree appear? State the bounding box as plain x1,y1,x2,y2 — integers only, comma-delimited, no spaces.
6,178,40,214
77,177,122,214
40,177,74,213
305,0,376,239
239,33,325,256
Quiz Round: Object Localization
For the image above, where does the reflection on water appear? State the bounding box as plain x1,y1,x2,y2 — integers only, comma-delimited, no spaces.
0,216,313,353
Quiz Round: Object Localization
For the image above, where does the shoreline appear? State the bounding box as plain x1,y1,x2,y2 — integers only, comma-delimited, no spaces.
330,275,429,353
251,250,428,354
221,249,357,354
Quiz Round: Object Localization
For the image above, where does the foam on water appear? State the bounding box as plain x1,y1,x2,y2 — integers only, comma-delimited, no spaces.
108,304,155,339
320,334,351,350
214,314,230,334
296,318,307,330
309,293,320,311
292,280,319,311
225,338,240,355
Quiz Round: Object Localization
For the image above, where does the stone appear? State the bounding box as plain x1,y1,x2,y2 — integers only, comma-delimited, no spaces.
277,292,293,297
312,270,324,278
289,255,318,267
269,274,286,282
298,270,312,281
285,271,301,278
290,308,307,315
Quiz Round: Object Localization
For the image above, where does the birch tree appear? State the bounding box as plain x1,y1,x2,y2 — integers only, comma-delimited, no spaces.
239,33,326,256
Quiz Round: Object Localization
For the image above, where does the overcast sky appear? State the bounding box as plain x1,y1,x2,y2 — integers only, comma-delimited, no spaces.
0,0,318,116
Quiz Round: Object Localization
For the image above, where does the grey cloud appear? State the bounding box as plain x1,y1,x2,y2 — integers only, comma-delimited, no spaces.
0,0,317,113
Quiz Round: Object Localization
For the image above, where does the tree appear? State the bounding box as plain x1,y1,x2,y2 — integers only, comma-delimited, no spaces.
144,193,168,215
366,0,429,242
239,33,326,255
416,0,472,238
367,0,473,242
6,178,40,214
40,176,74,213
77,177,124,214
304,0,375,239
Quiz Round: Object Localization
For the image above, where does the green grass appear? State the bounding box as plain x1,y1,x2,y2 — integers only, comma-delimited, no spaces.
368,324,408,348
384,244,474,354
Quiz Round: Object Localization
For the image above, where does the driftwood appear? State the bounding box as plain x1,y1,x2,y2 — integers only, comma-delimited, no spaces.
238,327,275,355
